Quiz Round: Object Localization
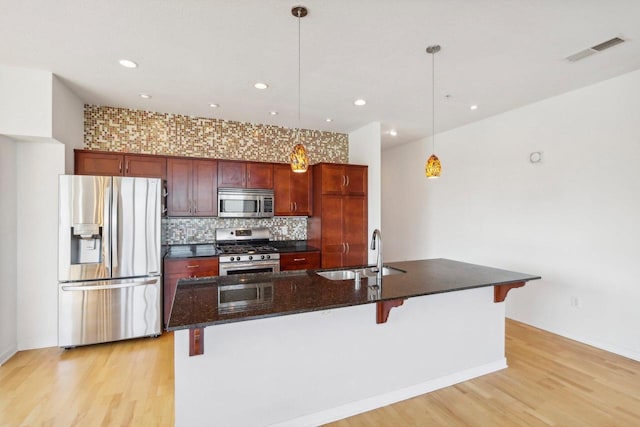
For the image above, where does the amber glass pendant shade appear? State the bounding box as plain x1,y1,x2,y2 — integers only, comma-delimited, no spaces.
290,143,309,173
425,154,441,179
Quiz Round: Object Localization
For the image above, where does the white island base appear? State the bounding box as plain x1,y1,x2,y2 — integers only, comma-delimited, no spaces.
174,286,507,427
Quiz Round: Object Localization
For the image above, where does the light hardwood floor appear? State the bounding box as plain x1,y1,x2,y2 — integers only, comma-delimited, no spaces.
1,320,639,426
0,333,174,426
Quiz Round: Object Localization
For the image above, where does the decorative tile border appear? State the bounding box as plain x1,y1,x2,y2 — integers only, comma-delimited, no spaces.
84,105,349,163
163,217,307,244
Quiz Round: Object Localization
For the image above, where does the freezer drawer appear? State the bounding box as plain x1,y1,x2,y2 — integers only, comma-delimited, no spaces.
58,277,161,348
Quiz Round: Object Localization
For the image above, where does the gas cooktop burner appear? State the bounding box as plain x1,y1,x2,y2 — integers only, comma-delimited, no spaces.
216,244,279,255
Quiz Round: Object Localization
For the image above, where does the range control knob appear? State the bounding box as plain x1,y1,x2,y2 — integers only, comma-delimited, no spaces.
249,255,253,260
260,255,265,260
266,254,271,259
229,257,235,262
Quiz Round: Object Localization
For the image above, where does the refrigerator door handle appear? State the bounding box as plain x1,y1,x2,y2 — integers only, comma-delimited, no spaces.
62,278,159,291
104,177,112,277
111,177,119,274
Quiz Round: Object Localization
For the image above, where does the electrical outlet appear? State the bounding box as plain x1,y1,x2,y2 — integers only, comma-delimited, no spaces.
570,296,582,309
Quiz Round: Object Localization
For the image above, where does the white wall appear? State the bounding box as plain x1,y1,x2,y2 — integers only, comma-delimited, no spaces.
0,136,18,364
1,67,82,351
0,66,52,139
52,75,84,174
349,122,381,264
16,141,65,349
175,287,505,427
382,69,640,361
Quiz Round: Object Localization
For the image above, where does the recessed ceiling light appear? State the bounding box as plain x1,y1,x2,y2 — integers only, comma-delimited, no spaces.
119,59,138,68
139,93,152,99
354,99,366,106
254,82,269,90
270,111,278,115
209,103,219,108
325,118,332,122
389,130,398,136
470,105,478,110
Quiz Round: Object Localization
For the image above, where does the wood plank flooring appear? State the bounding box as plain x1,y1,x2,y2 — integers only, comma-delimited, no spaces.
0,333,174,427
1,320,639,426
327,321,640,427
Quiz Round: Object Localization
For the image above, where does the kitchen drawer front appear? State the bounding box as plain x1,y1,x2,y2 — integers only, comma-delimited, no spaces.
280,251,320,271
164,257,219,277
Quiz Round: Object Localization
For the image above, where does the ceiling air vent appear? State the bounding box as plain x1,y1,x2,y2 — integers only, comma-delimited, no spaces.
565,37,626,62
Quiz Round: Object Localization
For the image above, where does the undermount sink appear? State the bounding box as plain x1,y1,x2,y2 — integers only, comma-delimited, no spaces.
317,266,406,281
375,266,406,276
317,270,357,281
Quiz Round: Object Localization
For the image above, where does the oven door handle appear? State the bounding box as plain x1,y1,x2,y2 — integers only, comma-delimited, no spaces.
221,261,279,270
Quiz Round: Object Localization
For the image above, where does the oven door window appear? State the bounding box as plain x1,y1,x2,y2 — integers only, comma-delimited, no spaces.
220,199,258,215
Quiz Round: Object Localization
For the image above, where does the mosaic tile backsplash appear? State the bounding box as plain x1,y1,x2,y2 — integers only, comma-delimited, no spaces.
84,105,349,163
163,217,307,244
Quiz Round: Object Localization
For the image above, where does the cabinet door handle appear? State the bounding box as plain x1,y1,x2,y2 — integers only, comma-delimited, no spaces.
290,202,294,212
194,201,197,214
293,202,297,212
342,175,346,187
346,175,350,187
118,161,122,173
346,242,350,253
247,170,251,183
341,243,346,254
293,258,306,262
186,265,200,269
125,160,129,174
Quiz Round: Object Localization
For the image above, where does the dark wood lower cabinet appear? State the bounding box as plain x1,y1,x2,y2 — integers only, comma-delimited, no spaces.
280,251,320,271
163,257,218,326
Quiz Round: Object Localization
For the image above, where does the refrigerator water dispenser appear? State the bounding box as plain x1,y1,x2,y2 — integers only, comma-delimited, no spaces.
70,224,102,264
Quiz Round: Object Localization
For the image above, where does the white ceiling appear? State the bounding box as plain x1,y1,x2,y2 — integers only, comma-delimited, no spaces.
2,0,640,148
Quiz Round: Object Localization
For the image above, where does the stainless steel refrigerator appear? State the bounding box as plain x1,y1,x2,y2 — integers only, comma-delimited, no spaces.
58,175,162,348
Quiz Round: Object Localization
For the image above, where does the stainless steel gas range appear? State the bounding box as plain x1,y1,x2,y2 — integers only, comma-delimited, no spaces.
215,228,280,276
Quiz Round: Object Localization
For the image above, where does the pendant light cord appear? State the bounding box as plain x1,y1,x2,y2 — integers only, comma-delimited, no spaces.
431,49,435,154
297,10,301,144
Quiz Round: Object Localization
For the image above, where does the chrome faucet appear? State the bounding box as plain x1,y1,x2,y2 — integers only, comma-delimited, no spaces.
370,229,383,281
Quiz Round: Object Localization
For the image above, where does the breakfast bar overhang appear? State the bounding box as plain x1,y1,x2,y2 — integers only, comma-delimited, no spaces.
168,259,540,427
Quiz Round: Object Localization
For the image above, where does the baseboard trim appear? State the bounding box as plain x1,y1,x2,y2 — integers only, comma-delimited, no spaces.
269,358,508,427
0,346,18,366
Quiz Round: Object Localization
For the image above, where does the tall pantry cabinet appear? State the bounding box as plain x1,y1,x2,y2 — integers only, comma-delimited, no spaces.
308,163,368,269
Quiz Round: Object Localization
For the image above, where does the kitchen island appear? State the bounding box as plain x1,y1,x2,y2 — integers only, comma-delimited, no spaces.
169,259,539,427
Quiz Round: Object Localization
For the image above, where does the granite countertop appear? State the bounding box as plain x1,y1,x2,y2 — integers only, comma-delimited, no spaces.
165,244,218,259
269,240,320,253
166,258,541,331
164,240,319,259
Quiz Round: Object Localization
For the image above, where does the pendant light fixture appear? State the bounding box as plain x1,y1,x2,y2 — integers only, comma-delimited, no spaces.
425,45,442,179
290,5,309,173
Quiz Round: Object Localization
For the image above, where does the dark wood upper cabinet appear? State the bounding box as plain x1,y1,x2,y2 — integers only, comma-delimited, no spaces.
192,160,218,216
166,158,192,216
75,151,123,176
123,155,167,179
167,158,217,217
316,163,367,196
75,150,167,180
218,160,273,189
274,164,312,216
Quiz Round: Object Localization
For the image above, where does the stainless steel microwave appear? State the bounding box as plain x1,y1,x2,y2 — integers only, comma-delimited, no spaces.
217,188,274,218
